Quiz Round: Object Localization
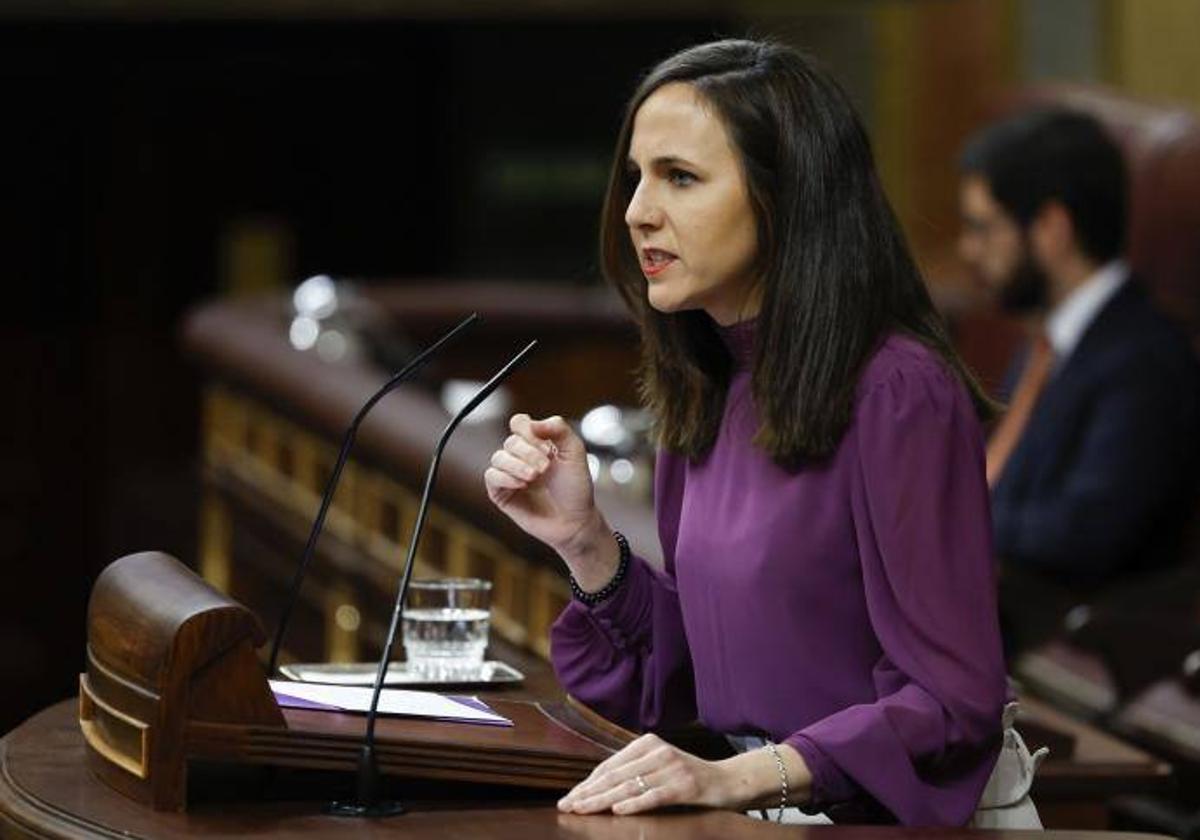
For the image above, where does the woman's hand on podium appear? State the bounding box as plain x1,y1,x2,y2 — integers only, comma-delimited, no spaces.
557,733,812,816
485,413,619,590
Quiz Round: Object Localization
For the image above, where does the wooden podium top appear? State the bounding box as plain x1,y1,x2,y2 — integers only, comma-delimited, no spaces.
0,700,1174,840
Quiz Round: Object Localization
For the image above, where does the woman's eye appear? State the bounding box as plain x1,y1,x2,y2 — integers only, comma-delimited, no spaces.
668,168,697,187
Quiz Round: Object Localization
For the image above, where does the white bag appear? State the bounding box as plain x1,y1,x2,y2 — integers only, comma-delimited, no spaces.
970,701,1049,829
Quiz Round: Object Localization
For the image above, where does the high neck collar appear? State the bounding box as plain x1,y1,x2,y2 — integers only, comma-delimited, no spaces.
716,317,757,369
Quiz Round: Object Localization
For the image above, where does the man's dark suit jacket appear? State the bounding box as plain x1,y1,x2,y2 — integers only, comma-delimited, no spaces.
992,279,1200,589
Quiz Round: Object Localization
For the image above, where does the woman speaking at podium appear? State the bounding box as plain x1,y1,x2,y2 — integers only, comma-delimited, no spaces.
484,40,1023,827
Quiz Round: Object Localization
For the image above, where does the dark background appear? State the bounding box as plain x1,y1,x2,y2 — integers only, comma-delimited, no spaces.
0,16,729,732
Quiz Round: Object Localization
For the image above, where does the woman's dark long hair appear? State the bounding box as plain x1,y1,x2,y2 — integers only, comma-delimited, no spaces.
600,39,994,466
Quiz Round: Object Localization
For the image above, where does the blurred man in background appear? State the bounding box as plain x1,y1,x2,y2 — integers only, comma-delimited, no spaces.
958,108,1200,650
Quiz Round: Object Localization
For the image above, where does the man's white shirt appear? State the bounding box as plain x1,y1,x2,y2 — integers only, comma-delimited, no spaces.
1045,259,1129,367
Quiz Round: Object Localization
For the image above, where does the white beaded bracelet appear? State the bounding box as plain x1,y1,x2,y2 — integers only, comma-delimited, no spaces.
764,741,789,822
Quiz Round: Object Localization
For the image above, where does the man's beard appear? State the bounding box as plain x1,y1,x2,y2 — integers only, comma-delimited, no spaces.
998,247,1049,314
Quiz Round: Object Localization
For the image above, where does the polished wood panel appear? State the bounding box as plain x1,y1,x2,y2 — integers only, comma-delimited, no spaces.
1,701,1174,840
182,698,627,790
83,552,285,811
79,552,642,812
1020,695,1170,797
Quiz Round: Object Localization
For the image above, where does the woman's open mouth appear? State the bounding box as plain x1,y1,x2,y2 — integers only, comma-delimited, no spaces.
641,248,678,277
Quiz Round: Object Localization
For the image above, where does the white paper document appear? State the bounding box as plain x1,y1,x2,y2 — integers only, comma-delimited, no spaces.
269,679,511,726
283,663,406,686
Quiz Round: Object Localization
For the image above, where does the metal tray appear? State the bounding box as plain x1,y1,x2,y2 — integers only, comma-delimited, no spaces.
278,660,525,688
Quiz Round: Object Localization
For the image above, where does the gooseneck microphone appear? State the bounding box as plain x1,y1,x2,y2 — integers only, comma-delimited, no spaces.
266,313,480,678
328,339,538,818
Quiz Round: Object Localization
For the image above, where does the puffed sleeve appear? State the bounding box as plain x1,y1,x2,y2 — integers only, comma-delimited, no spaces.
549,450,697,731
784,361,1008,826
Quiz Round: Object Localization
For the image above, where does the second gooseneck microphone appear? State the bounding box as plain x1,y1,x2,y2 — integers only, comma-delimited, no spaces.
327,339,539,817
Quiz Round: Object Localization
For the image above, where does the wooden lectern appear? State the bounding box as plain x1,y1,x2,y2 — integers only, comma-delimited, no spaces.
78,552,631,811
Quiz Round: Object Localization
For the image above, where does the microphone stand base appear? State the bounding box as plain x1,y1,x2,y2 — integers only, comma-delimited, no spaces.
325,799,407,818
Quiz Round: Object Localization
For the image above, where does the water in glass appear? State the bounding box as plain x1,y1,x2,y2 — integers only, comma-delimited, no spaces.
402,578,491,680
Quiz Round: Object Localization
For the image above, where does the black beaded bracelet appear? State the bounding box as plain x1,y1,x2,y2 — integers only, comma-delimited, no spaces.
569,531,631,606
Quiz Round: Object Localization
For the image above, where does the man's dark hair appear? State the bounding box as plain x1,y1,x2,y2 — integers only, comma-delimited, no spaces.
600,39,993,466
960,108,1128,264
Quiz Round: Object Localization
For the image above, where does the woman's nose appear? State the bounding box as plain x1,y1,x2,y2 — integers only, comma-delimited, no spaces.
625,182,661,229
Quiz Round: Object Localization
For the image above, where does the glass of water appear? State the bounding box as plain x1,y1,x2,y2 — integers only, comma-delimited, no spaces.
402,578,492,680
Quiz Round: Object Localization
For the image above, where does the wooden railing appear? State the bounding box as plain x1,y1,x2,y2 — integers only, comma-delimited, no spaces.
183,286,652,666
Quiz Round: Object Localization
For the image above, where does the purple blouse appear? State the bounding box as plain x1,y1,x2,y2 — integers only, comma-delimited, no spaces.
550,323,1007,826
